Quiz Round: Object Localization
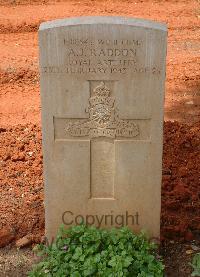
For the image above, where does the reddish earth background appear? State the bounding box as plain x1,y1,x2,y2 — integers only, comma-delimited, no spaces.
0,0,200,251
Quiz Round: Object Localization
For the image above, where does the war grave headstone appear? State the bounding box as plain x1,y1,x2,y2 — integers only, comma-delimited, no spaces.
39,16,167,239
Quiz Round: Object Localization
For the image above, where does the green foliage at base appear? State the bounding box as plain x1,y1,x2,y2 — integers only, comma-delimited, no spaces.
191,253,200,276
29,225,164,277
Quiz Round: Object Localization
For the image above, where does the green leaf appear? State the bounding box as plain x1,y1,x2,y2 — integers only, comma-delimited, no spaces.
28,224,164,276
191,253,200,276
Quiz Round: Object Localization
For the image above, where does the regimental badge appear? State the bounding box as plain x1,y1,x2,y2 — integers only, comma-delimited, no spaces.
66,82,139,138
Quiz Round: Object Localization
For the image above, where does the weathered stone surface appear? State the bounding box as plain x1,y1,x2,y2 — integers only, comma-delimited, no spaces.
39,16,167,239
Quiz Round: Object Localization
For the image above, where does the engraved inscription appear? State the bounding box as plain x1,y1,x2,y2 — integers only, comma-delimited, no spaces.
41,37,161,75
41,65,160,75
64,38,139,75
66,82,139,139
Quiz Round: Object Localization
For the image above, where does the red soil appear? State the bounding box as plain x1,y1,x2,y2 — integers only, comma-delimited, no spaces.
0,125,44,244
0,122,199,244
0,0,199,245
162,121,200,241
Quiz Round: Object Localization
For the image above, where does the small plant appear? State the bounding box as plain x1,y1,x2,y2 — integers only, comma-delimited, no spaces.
190,253,200,276
29,225,164,276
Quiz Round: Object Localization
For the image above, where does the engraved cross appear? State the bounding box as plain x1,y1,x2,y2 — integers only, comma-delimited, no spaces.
54,80,140,199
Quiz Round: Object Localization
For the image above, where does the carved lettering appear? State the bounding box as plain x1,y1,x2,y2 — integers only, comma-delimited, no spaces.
41,65,161,75
41,37,161,76
66,48,137,57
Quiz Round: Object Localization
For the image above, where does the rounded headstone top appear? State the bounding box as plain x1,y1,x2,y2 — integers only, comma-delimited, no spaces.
39,16,167,32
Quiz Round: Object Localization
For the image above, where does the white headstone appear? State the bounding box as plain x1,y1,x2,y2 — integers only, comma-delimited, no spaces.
39,16,167,239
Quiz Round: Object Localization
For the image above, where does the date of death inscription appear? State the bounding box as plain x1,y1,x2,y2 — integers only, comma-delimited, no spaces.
41,38,161,75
